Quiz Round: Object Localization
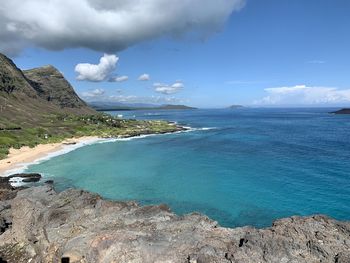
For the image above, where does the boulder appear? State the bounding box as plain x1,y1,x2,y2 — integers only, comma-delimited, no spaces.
8,173,41,183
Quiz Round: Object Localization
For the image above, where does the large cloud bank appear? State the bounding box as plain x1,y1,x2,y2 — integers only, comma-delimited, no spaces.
0,0,245,55
255,85,350,105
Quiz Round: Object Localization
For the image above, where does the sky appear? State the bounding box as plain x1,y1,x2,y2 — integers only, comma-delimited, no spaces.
1,0,350,108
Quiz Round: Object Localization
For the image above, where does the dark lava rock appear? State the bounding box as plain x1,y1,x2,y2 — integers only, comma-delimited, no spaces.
0,174,42,201
335,252,350,263
0,177,10,185
63,142,77,145
0,189,16,202
21,175,41,183
8,173,41,179
44,180,54,185
0,177,13,201
0,178,21,201
8,173,41,183
0,186,349,263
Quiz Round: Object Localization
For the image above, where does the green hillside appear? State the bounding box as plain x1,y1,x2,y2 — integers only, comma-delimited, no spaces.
0,53,181,159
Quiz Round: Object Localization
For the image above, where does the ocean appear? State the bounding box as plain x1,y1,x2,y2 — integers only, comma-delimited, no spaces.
25,108,350,228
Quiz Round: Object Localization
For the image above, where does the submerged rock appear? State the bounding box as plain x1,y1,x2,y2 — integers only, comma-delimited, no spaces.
44,180,54,185
0,186,349,263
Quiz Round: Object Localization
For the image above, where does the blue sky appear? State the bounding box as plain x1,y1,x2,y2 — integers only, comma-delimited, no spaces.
4,0,350,107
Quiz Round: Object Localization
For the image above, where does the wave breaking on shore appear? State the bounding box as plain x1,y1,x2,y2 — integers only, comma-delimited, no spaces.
1,125,216,177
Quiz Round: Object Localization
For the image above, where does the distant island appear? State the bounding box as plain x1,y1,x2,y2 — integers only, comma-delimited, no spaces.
89,102,197,111
228,105,244,109
331,108,350,114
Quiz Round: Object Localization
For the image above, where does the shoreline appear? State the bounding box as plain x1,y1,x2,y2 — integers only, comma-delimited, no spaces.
0,126,192,177
0,136,102,176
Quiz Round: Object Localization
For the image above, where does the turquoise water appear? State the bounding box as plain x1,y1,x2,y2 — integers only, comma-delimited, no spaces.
26,108,350,227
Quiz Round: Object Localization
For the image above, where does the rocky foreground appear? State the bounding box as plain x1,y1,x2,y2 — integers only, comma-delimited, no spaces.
0,185,349,263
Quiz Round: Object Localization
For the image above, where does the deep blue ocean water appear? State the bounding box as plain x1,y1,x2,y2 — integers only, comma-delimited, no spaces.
25,108,350,227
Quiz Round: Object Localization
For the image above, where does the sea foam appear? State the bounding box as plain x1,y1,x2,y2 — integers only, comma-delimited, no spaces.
4,126,214,176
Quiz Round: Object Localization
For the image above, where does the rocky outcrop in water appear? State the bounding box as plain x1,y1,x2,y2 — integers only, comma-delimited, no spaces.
331,108,350,114
0,185,349,263
0,173,41,200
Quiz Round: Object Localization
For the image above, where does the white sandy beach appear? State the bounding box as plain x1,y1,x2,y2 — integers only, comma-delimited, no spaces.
0,136,100,176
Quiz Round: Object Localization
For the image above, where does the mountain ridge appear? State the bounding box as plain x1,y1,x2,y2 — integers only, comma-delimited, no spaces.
0,53,95,125
0,53,37,97
23,65,89,109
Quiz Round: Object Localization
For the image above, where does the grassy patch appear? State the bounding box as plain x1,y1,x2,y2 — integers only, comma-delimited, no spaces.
0,113,181,160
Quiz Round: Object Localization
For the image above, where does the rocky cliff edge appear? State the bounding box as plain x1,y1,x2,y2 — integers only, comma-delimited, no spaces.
0,185,349,263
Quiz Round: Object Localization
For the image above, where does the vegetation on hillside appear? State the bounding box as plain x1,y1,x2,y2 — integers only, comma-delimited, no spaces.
0,113,181,160
0,53,183,160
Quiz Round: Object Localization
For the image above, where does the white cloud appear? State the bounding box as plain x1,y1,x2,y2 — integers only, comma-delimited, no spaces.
109,95,184,104
307,60,326,64
109,75,129,82
0,0,245,55
82,88,105,98
255,85,350,105
138,74,150,81
153,82,184,94
75,54,118,82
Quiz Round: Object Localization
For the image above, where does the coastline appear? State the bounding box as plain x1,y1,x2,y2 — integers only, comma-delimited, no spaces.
0,136,101,176
0,122,349,262
0,126,190,177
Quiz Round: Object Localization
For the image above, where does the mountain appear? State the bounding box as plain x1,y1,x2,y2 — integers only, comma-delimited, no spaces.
89,101,197,111
0,53,37,97
88,101,158,110
157,104,196,110
0,53,95,125
23,65,89,109
331,108,350,114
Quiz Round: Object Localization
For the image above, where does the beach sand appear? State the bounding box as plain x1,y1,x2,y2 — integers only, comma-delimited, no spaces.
0,136,100,176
